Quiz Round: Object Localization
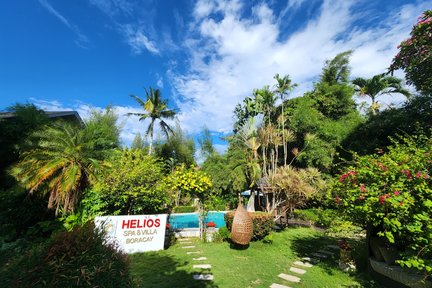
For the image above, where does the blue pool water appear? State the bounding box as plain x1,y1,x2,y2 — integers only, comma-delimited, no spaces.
169,211,226,229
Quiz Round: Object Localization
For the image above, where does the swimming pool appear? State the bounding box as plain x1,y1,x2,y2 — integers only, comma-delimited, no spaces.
169,211,226,229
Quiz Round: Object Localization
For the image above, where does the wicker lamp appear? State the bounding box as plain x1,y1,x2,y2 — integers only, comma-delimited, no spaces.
231,204,253,245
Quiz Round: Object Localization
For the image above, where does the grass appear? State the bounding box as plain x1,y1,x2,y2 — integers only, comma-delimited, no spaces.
130,227,381,288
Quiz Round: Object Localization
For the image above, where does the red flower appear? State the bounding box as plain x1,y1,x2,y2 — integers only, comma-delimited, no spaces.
379,195,386,204
206,221,216,228
401,169,413,179
359,184,366,193
394,190,400,196
335,196,341,204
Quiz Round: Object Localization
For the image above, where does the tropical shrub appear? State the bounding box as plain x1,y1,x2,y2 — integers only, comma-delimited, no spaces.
10,122,101,216
332,133,432,273
225,211,273,241
1,222,132,287
95,149,167,215
215,226,231,242
268,166,327,215
391,10,432,95
293,208,336,227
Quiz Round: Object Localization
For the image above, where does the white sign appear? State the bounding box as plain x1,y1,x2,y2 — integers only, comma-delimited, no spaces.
95,214,167,254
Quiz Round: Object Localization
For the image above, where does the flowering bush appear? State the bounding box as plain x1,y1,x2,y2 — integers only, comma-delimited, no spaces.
163,164,212,206
332,134,431,273
206,221,216,228
390,10,432,95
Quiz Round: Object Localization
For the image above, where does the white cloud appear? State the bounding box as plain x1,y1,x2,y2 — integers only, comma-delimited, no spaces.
38,0,89,48
120,24,160,55
169,0,427,135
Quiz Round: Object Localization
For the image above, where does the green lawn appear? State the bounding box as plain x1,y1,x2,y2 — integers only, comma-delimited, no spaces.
130,227,381,288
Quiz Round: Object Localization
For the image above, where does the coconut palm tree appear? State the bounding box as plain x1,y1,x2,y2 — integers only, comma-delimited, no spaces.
129,87,177,155
352,74,410,115
10,122,99,216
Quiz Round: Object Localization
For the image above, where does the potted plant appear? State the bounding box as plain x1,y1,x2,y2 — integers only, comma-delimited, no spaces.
206,221,216,231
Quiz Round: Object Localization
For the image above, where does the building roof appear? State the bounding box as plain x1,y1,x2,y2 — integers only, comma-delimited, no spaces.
0,110,83,125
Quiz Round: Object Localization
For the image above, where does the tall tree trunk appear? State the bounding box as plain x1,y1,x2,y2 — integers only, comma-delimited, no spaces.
148,131,153,155
282,101,287,167
262,145,267,176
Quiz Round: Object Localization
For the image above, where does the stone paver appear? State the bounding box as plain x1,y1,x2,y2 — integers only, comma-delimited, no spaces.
318,250,334,256
289,267,306,275
193,264,212,269
178,238,191,241
311,252,328,258
193,274,214,281
193,257,207,261
179,241,192,244
301,257,318,264
278,273,301,283
293,261,313,268
327,244,339,250
270,283,291,288
182,246,196,249
186,251,201,254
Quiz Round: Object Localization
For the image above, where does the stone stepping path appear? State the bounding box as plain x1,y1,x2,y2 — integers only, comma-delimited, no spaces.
278,273,301,283
193,274,214,281
311,252,328,258
193,257,207,261
318,249,334,256
270,283,291,288
289,267,306,275
293,260,313,268
271,256,314,287
270,245,341,288
301,257,318,264
193,264,212,269
182,241,214,282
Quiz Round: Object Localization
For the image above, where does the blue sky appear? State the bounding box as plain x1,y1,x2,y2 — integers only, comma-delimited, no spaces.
0,0,429,151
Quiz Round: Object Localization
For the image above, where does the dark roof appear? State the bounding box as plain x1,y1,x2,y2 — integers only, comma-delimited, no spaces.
0,110,83,125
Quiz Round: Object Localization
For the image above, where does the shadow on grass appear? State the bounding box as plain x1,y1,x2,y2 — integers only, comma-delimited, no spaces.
130,252,218,288
288,228,382,288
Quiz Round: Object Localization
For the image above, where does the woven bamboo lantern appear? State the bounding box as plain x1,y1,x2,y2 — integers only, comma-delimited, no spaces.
231,204,253,245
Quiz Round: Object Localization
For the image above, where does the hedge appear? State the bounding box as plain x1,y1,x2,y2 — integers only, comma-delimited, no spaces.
224,211,273,241
173,205,196,213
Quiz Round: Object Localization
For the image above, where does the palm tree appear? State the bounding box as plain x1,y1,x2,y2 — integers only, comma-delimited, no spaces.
274,74,297,166
10,122,99,216
352,74,410,115
129,87,177,155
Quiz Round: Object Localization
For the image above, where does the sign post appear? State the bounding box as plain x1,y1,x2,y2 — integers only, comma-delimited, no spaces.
95,214,167,254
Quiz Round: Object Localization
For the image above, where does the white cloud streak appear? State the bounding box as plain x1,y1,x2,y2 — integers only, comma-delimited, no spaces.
119,24,160,55
169,0,428,135
38,0,89,48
